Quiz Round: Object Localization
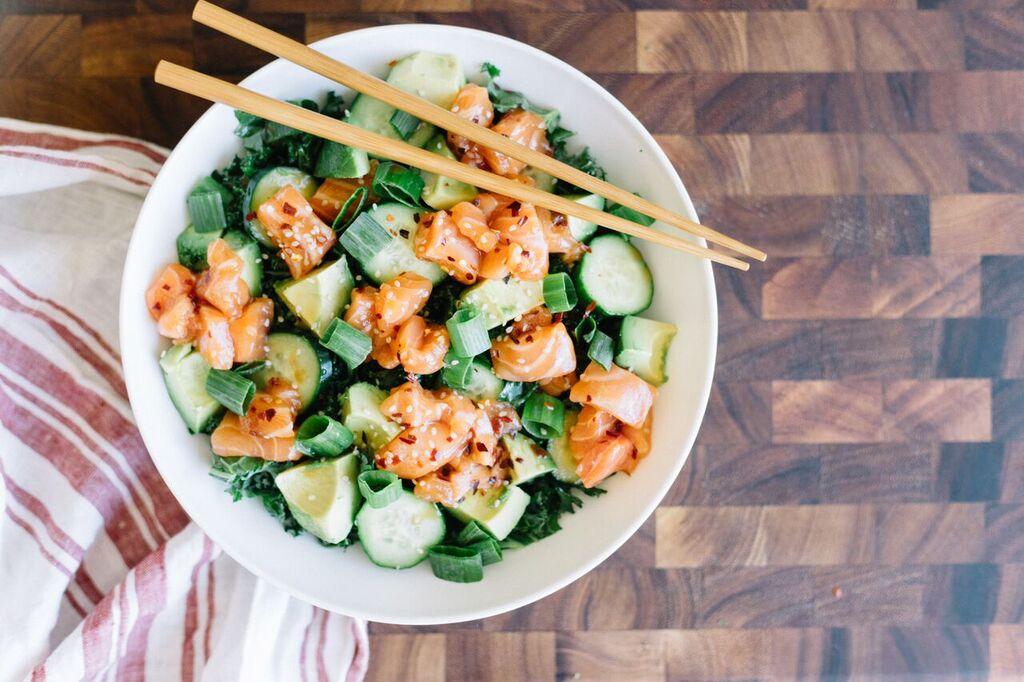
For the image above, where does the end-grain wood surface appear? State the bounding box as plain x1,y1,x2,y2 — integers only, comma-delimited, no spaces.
3,1,1020,679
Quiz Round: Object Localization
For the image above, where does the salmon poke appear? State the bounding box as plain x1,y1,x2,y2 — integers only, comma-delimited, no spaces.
146,53,677,582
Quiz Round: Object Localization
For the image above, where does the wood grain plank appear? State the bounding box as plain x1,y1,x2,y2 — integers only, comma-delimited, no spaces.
366,634,446,682
859,134,968,194
0,78,142,137
945,71,1024,132
989,626,1024,678
811,0,913,6
0,15,80,77
555,631,665,682
138,76,212,148
717,319,822,380
811,566,931,626
658,134,751,197
662,629,769,680
1006,318,1024,380
855,10,966,71
992,563,1024,623
762,257,981,320
963,133,1024,192
938,318,1008,378
937,443,1005,502
592,74,694,134
636,11,747,73
712,258,762,319
696,444,822,505
364,0,470,9
964,10,1024,70
982,256,1024,316
847,626,989,677
522,13,636,73
993,379,1024,441
693,73,813,133
749,133,860,195
748,11,857,72
772,380,883,444
445,632,555,681
821,320,940,379
699,381,772,445
602,516,656,568
194,13,304,75
0,0,130,12
875,504,986,564
820,443,938,503
699,567,816,627
998,443,1024,501
82,14,192,77
814,73,937,133
933,195,1024,255
883,379,992,442
985,505,1024,563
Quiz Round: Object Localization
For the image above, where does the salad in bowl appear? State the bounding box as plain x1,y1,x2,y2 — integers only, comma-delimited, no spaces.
143,50,680,585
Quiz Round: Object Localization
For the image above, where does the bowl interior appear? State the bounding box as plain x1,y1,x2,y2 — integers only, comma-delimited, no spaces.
120,24,717,624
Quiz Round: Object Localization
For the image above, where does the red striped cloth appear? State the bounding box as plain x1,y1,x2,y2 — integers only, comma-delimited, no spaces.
0,119,368,681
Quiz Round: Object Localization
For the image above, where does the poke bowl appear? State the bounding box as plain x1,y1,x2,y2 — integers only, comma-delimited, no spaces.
120,24,717,624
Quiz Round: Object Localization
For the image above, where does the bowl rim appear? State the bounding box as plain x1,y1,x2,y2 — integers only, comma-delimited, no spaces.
120,23,718,624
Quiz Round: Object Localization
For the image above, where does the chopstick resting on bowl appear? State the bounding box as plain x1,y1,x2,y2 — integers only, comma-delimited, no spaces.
191,0,766,265
155,62,751,271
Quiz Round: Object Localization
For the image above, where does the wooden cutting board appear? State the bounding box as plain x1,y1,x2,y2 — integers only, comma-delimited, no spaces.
3,2,1020,678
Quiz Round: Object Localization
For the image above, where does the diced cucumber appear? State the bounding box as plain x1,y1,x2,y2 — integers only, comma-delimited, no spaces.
223,230,263,297
615,315,678,386
159,344,224,434
446,360,504,402
244,167,318,246
576,235,653,316
275,454,362,544
459,278,544,330
253,333,332,410
347,52,465,151
340,382,402,453
274,258,354,337
420,134,477,210
314,141,370,180
176,224,222,271
357,202,445,284
503,433,555,485
520,166,556,193
564,193,604,243
356,490,445,569
452,485,530,542
548,408,580,483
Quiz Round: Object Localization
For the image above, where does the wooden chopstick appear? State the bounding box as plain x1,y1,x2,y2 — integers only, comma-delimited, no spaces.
154,62,749,271
191,0,765,264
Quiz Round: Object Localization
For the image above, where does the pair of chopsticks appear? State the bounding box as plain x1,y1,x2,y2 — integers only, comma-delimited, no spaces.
155,1,765,271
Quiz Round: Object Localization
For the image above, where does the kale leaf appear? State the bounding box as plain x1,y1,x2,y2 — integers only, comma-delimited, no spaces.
506,477,605,546
210,456,303,535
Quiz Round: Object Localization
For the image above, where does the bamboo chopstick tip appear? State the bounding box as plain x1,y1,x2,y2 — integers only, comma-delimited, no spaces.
192,0,213,20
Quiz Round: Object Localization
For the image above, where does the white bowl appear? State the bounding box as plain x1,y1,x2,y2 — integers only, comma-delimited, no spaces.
120,24,717,624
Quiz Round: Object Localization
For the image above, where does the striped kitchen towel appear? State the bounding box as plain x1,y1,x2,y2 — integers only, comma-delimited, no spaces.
0,118,369,682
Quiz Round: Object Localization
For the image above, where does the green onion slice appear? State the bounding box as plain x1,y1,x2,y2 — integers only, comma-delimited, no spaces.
295,415,354,457
187,176,230,232
372,161,425,208
466,537,503,566
574,316,597,343
542,273,577,313
446,308,490,358
357,470,402,508
456,520,493,546
389,109,421,140
205,368,256,415
427,545,484,583
588,330,615,370
331,186,369,233
339,211,393,265
521,392,565,439
442,353,475,391
320,318,372,370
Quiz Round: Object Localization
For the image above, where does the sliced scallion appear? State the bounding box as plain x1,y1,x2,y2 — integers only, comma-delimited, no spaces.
427,545,484,583
389,109,421,140
295,415,353,457
372,161,425,208
574,316,597,343
467,537,503,566
456,520,493,545
187,176,231,232
331,186,369,232
357,470,402,508
320,318,372,370
542,272,577,313
339,212,393,267
442,353,475,391
205,369,256,415
521,392,565,439
588,330,614,370
446,308,490,358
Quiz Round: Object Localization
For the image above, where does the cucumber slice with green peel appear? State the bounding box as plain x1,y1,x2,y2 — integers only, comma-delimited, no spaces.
563,193,604,243
452,485,530,542
458,278,544,330
159,344,224,434
446,360,504,402
420,134,477,210
356,491,445,569
346,52,465,152
503,433,556,485
357,202,445,284
576,235,654,316
340,382,402,453
520,166,556,193
549,408,581,483
615,315,678,386
176,224,222,271
275,454,362,544
274,258,354,337
253,333,332,410
243,167,318,246
222,230,263,297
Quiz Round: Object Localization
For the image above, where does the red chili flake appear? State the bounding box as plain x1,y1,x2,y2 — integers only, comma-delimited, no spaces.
264,408,277,421
246,212,257,221
430,448,438,460
522,250,531,258
447,256,456,262
281,202,296,216
553,214,567,226
586,394,593,402
525,335,534,343
399,434,418,444
509,201,521,216
399,229,410,239
161,284,171,291
475,442,487,452
153,302,162,311
517,216,527,227
552,312,563,324
514,457,524,463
